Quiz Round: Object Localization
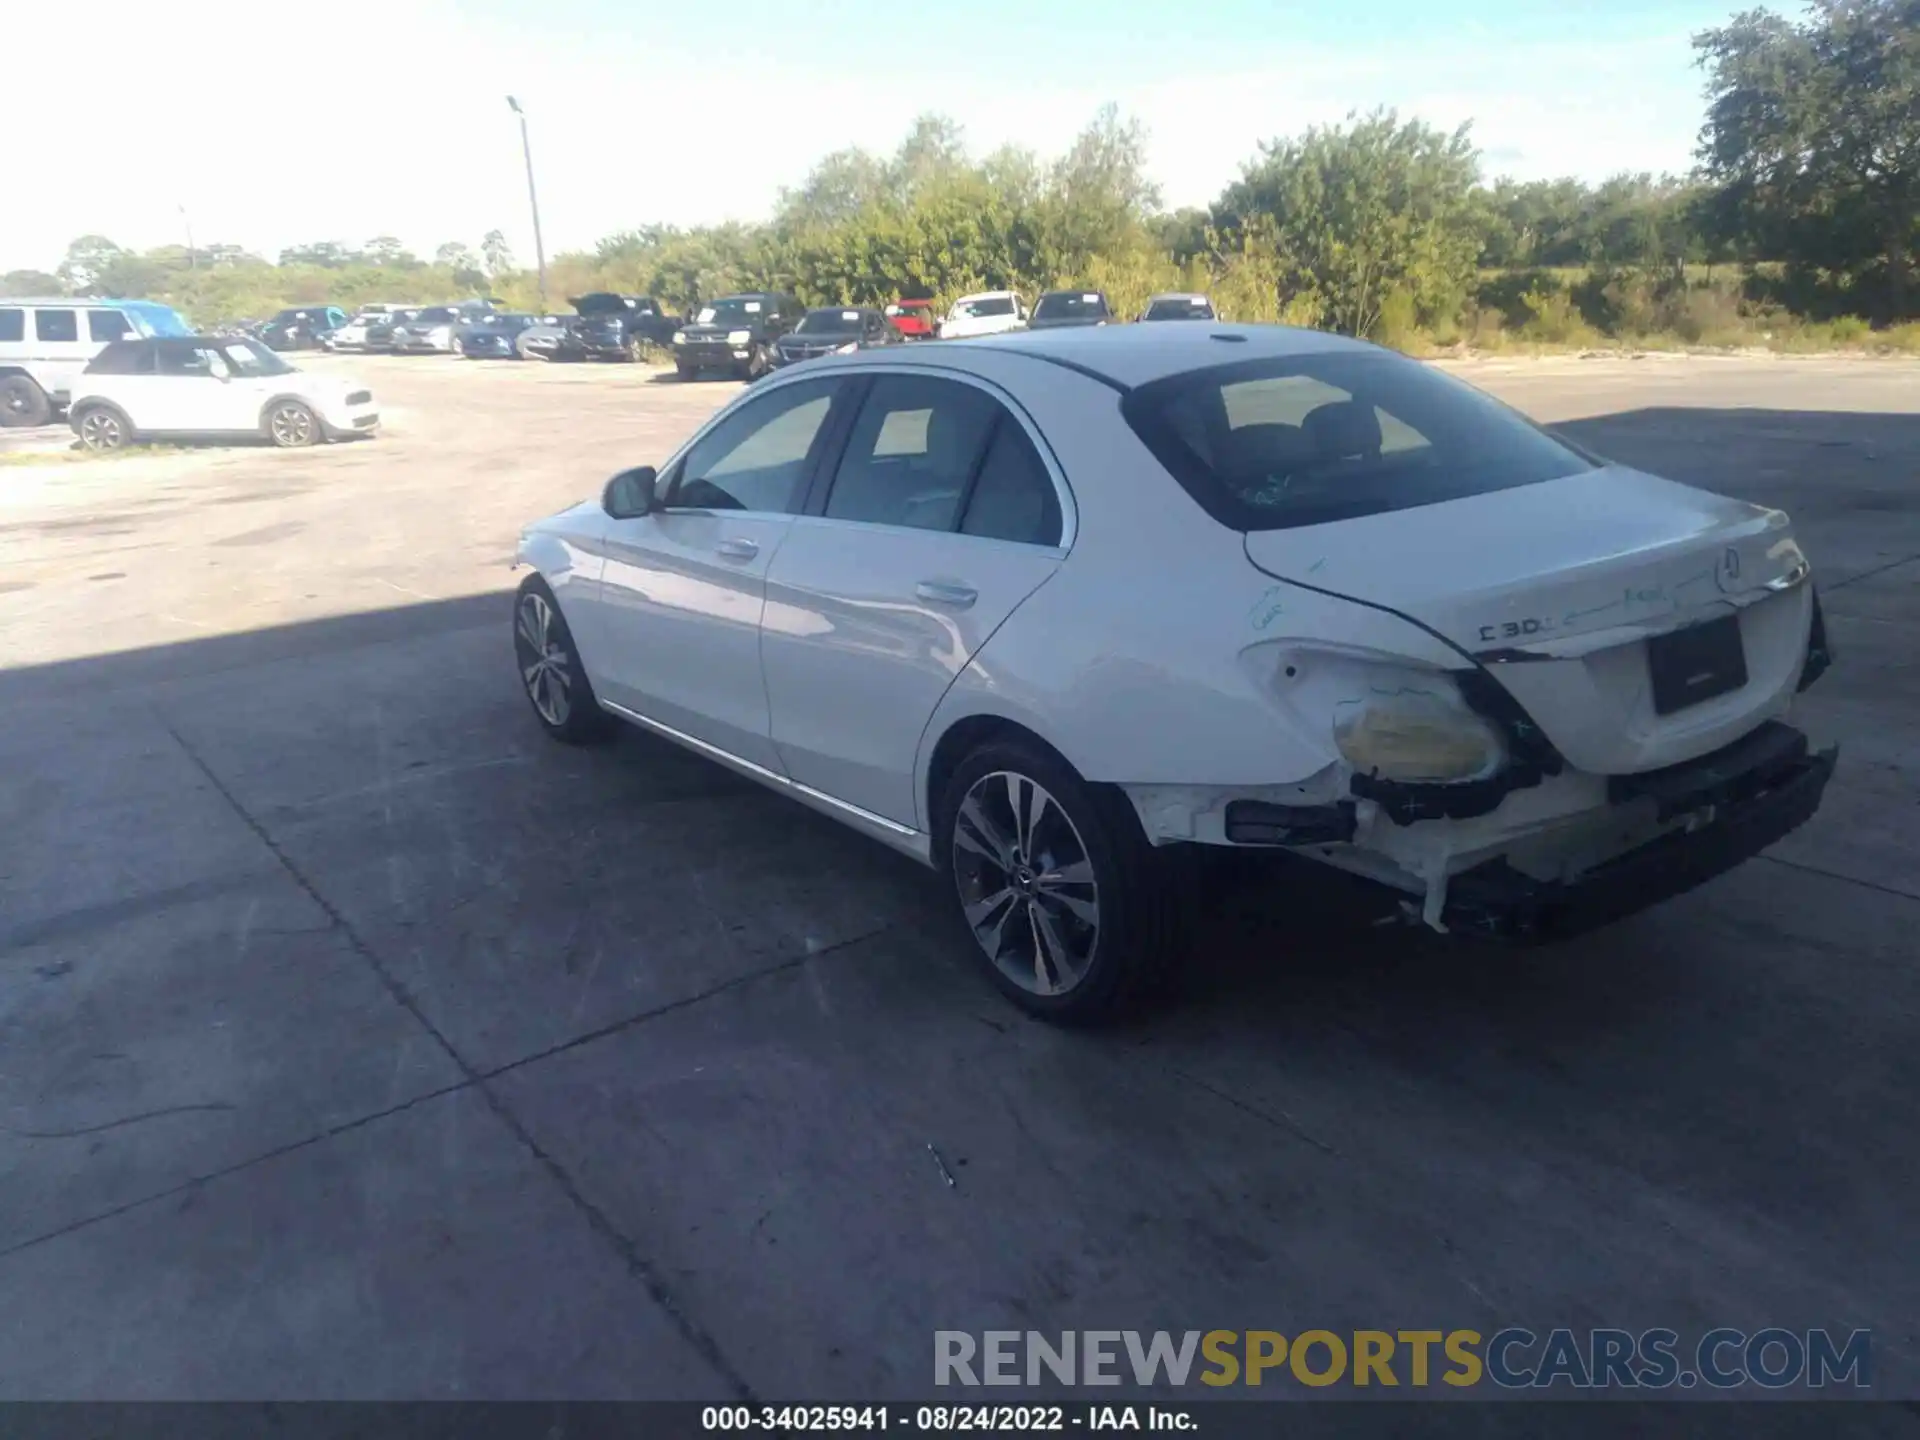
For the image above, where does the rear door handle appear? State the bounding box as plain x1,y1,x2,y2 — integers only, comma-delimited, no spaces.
716,537,759,561
916,580,978,608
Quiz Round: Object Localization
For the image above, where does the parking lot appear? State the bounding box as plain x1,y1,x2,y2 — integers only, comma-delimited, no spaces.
3,351,1918,1403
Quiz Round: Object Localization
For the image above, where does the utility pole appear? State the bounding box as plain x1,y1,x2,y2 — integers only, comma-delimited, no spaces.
506,96,548,310
180,204,196,269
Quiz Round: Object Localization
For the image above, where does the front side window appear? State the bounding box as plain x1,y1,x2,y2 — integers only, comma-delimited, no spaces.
668,377,842,514
88,310,134,342
155,340,219,377
217,339,296,377
35,309,78,343
823,375,1001,533
1121,350,1594,531
0,309,22,342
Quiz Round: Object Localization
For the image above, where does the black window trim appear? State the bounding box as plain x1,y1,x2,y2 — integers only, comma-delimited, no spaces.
801,369,1065,548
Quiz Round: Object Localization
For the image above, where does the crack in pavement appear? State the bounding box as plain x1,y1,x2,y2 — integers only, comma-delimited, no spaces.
150,712,789,1403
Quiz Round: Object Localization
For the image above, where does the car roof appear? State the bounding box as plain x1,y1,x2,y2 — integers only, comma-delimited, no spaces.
1148,292,1211,303
1038,288,1107,297
937,323,1368,389
2,296,153,306
953,290,1018,302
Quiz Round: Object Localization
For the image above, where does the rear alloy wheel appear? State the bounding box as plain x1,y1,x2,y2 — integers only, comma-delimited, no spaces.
513,575,616,744
626,336,646,363
267,400,319,448
74,405,130,452
743,344,770,380
940,739,1181,1023
1,375,52,428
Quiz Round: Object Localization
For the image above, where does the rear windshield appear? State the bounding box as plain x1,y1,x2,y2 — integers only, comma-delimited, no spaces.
1120,351,1594,532
1034,292,1109,320
1145,297,1213,320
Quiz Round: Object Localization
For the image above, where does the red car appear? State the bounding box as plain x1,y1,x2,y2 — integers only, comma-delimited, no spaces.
884,299,937,340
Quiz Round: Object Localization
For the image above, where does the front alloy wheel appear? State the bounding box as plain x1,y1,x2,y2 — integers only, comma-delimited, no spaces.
76,408,128,451
268,401,317,448
512,576,615,744
953,772,1100,998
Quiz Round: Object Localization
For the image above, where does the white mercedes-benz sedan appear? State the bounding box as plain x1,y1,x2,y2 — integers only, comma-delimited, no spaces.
512,324,1836,1021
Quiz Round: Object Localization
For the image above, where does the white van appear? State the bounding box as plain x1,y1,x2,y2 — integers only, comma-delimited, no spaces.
0,297,197,426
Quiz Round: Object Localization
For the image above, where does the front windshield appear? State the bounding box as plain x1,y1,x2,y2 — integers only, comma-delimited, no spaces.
795,310,863,335
1035,292,1109,320
218,338,297,378
696,297,767,324
955,296,1014,319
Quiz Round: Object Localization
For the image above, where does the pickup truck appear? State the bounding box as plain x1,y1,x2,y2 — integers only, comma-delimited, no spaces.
553,294,681,362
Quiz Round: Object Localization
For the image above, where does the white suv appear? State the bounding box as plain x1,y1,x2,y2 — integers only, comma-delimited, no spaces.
67,336,379,450
0,297,196,426
937,291,1027,340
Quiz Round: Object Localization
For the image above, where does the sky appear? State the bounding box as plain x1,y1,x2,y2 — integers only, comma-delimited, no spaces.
5,0,1747,275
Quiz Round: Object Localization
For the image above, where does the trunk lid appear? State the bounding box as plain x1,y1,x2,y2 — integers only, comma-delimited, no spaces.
1244,467,1816,774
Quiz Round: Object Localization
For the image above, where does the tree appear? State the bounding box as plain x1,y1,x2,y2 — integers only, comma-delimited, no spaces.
1215,109,1483,338
1695,0,1920,318
481,229,514,275
434,241,480,272
278,242,359,268
57,235,128,293
364,235,413,267
2,269,62,294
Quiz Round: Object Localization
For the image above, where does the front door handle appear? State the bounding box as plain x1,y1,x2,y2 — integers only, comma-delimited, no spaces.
916,580,978,608
716,537,759,561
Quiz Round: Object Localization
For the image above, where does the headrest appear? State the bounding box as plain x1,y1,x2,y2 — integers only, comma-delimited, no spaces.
1303,400,1383,459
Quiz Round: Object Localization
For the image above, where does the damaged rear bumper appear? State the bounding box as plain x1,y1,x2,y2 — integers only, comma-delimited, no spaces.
1443,726,1837,941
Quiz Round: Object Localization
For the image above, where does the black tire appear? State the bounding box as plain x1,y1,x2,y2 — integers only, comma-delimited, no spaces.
1,375,52,428
264,399,320,448
625,336,645,363
743,344,771,380
513,574,617,745
72,403,132,452
935,738,1182,1024
675,360,696,380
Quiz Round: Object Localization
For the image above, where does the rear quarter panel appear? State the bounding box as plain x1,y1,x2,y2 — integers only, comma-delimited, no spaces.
909,352,1464,829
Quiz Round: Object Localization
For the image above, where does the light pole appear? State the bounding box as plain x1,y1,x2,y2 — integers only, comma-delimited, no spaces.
179,203,196,269
506,96,548,310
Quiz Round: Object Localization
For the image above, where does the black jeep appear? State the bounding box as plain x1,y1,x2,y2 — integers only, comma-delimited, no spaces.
671,293,805,380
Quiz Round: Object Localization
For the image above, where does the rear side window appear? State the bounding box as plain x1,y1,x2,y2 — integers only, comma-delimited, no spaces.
1120,350,1594,532
823,375,1001,532
961,423,1062,546
84,341,155,375
35,309,78,342
0,309,22,342
88,310,134,342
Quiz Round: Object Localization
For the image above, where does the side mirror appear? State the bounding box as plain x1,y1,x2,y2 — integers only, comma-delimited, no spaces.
603,465,658,519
